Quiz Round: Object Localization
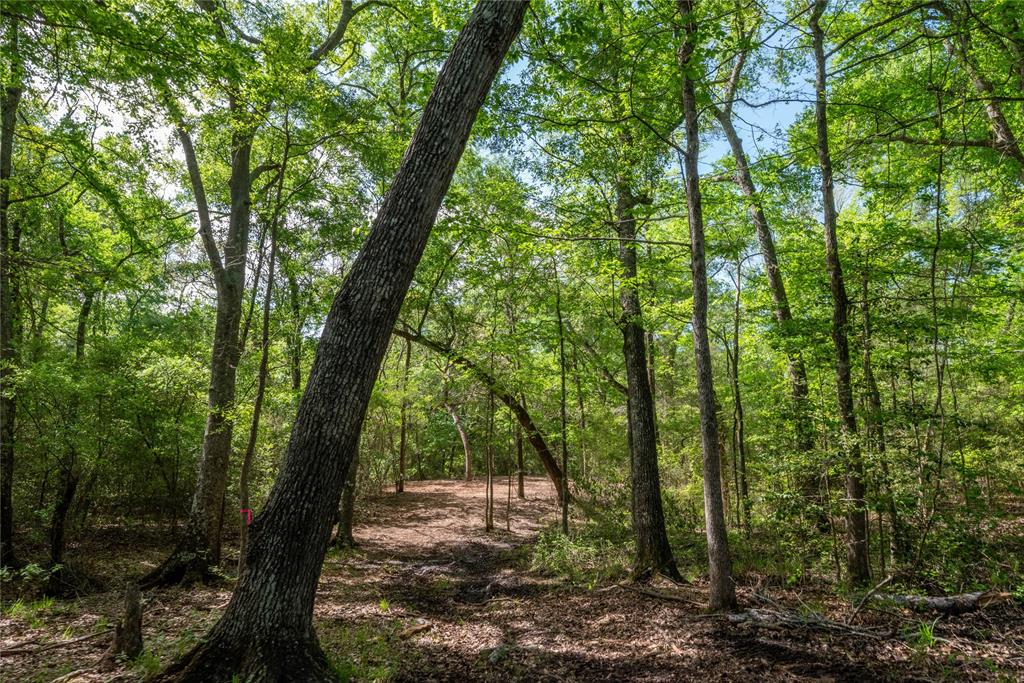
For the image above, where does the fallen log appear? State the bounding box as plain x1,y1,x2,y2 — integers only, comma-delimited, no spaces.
728,607,883,639
872,589,1013,615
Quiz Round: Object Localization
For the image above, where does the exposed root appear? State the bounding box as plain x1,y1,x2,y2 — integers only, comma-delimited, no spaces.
44,563,103,598
155,628,335,683
139,547,215,589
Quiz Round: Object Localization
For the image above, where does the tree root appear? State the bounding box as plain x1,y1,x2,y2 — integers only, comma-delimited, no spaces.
154,627,335,683
139,548,215,589
44,563,103,598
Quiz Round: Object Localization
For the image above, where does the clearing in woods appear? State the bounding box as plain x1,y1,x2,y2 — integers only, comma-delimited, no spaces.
2,477,1022,681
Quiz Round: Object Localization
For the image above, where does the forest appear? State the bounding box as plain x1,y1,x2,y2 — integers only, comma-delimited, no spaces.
1,0,1022,680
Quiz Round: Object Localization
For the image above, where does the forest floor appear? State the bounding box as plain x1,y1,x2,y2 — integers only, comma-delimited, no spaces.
2,477,1023,682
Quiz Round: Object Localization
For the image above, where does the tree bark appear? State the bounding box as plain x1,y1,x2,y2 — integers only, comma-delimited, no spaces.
154,4,526,679
0,15,23,569
394,327,565,501
49,461,81,567
485,389,495,531
709,28,820,518
515,423,525,498
811,0,870,586
106,583,143,663
679,0,736,609
615,179,678,581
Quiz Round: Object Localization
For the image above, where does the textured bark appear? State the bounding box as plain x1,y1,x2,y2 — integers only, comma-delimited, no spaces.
615,181,678,582
154,4,526,679
515,424,525,498
485,391,495,531
107,583,143,662
712,104,814,451
394,327,565,501
679,0,736,610
811,0,870,586
709,33,820,520
0,16,23,569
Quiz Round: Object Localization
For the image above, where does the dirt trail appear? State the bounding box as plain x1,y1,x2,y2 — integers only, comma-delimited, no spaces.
3,478,1022,681
317,478,1022,682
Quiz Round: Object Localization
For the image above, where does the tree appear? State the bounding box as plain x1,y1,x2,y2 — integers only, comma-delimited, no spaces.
810,0,870,585
0,13,24,569
155,2,527,678
678,0,736,610
142,0,371,586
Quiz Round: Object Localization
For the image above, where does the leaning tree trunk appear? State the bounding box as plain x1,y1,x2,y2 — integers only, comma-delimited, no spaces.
679,0,736,610
614,181,679,582
0,16,23,569
811,0,870,586
154,4,526,680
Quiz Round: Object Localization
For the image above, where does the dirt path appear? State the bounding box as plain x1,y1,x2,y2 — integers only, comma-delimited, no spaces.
3,478,1022,681
314,479,1024,682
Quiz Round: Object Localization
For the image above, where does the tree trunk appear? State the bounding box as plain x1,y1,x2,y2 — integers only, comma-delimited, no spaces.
679,0,736,610
811,0,870,586
106,583,143,663
729,264,750,531
860,265,904,562
394,327,565,500
0,16,23,569
397,337,412,493
553,259,569,534
287,271,303,396
712,97,818,516
141,127,253,587
49,461,81,567
515,423,525,498
936,1,1024,178
615,180,678,582
154,5,526,678
332,449,359,548
448,401,474,481
485,389,494,531
238,187,283,573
